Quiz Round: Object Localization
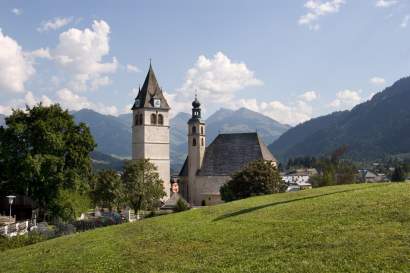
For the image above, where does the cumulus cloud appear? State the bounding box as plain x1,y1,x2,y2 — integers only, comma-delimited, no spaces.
56,88,118,115
299,0,346,30
375,0,398,8
369,77,386,86
24,91,53,107
178,52,262,103
52,20,118,92
299,91,318,102
0,29,35,93
37,17,73,32
126,64,139,73
329,89,362,109
158,52,262,117
11,8,22,16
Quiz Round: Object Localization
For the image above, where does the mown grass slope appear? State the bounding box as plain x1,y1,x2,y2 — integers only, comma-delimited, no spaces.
1,183,410,273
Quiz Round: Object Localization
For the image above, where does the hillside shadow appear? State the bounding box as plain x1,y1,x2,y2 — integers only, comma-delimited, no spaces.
213,184,387,222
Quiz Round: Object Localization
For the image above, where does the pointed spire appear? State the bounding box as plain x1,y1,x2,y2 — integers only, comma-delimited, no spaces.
132,63,170,110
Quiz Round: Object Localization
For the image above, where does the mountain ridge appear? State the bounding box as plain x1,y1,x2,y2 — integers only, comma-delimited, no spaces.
269,76,410,161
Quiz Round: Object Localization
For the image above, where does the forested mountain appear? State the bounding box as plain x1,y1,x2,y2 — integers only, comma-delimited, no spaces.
269,76,410,162
72,109,132,158
73,108,290,172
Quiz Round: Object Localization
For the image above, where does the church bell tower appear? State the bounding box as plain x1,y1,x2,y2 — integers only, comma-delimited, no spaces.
132,64,171,198
187,94,206,204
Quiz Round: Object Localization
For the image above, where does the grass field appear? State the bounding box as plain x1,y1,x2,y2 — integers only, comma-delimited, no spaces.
1,183,410,273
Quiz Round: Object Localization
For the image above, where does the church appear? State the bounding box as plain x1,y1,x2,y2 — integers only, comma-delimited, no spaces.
132,65,277,206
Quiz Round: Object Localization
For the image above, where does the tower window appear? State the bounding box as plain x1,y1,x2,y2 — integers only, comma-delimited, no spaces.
192,126,197,134
139,114,143,125
158,114,164,125
193,138,197,146
201,138,204,146
201,126,204,135
151,113,157,125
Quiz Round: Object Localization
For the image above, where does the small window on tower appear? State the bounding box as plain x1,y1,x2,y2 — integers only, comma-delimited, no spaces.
201,138,204,146
151,113,157,125
158,114,164,125
201,126,204,135
139,114,143,125
193,138,197,146
192,126,197,134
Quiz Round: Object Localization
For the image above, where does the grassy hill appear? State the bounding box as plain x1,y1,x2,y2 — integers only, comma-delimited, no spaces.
1,183,410,273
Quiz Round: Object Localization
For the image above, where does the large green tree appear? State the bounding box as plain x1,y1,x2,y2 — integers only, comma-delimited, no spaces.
220,160,285,202
0,104,95,220
122,159,165,214
91,170,124,211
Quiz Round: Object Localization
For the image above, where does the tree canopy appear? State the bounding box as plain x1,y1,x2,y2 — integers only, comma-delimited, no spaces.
220,160,284,202
0,104,95,220
122,159,166,213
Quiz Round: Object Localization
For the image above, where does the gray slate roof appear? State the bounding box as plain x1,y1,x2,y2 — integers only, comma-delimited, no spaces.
132,64,170,110
179,132,277,177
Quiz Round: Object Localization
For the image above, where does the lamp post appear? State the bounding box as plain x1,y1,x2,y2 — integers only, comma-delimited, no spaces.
6,195,16,223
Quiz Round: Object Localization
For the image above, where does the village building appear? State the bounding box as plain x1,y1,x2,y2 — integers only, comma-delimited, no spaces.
178,96,278,206
358,170,387,183
132,64,171,198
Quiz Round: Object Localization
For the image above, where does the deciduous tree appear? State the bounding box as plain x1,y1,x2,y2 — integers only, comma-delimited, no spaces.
122,160,165,214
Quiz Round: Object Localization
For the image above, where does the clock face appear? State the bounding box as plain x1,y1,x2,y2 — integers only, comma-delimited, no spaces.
154,99,161,108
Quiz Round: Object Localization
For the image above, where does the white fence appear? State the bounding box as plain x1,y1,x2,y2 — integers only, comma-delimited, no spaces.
0,220,30,237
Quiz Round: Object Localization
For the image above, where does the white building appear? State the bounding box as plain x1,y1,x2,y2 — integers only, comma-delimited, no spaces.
131,64,171,198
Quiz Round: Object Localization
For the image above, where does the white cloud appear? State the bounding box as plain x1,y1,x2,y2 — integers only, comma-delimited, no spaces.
56,88,118,115
0,105,12,115
11,8,22,16
37,17,73,32
0,29,35,93
52,20,118,92
376,0,398,8
126,64,139,73
24,91,53,107
329,89,362,109
160,52,262,117
401,15,410,28
369,77,386,86
299,0,346,30
299,91,318,102
28,48,52,60
178,52,262,103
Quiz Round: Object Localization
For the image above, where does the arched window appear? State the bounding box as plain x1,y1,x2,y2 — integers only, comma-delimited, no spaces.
192,126,197,134
158,114,164,125
193,138,197,146
139,114,143,125
201,126,204,135
151,113,157,125
201,138,204,146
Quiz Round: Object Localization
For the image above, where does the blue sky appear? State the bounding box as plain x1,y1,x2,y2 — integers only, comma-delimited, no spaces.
0,0,409,125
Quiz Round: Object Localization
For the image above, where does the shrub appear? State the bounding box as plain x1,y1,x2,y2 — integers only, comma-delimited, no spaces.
0,232,46,251
175,198,190,212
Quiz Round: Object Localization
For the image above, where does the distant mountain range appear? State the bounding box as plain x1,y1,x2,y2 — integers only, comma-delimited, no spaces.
73,107,290,172
269,76,410,162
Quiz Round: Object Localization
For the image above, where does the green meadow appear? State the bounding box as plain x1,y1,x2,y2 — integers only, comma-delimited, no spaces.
1,183,410,273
